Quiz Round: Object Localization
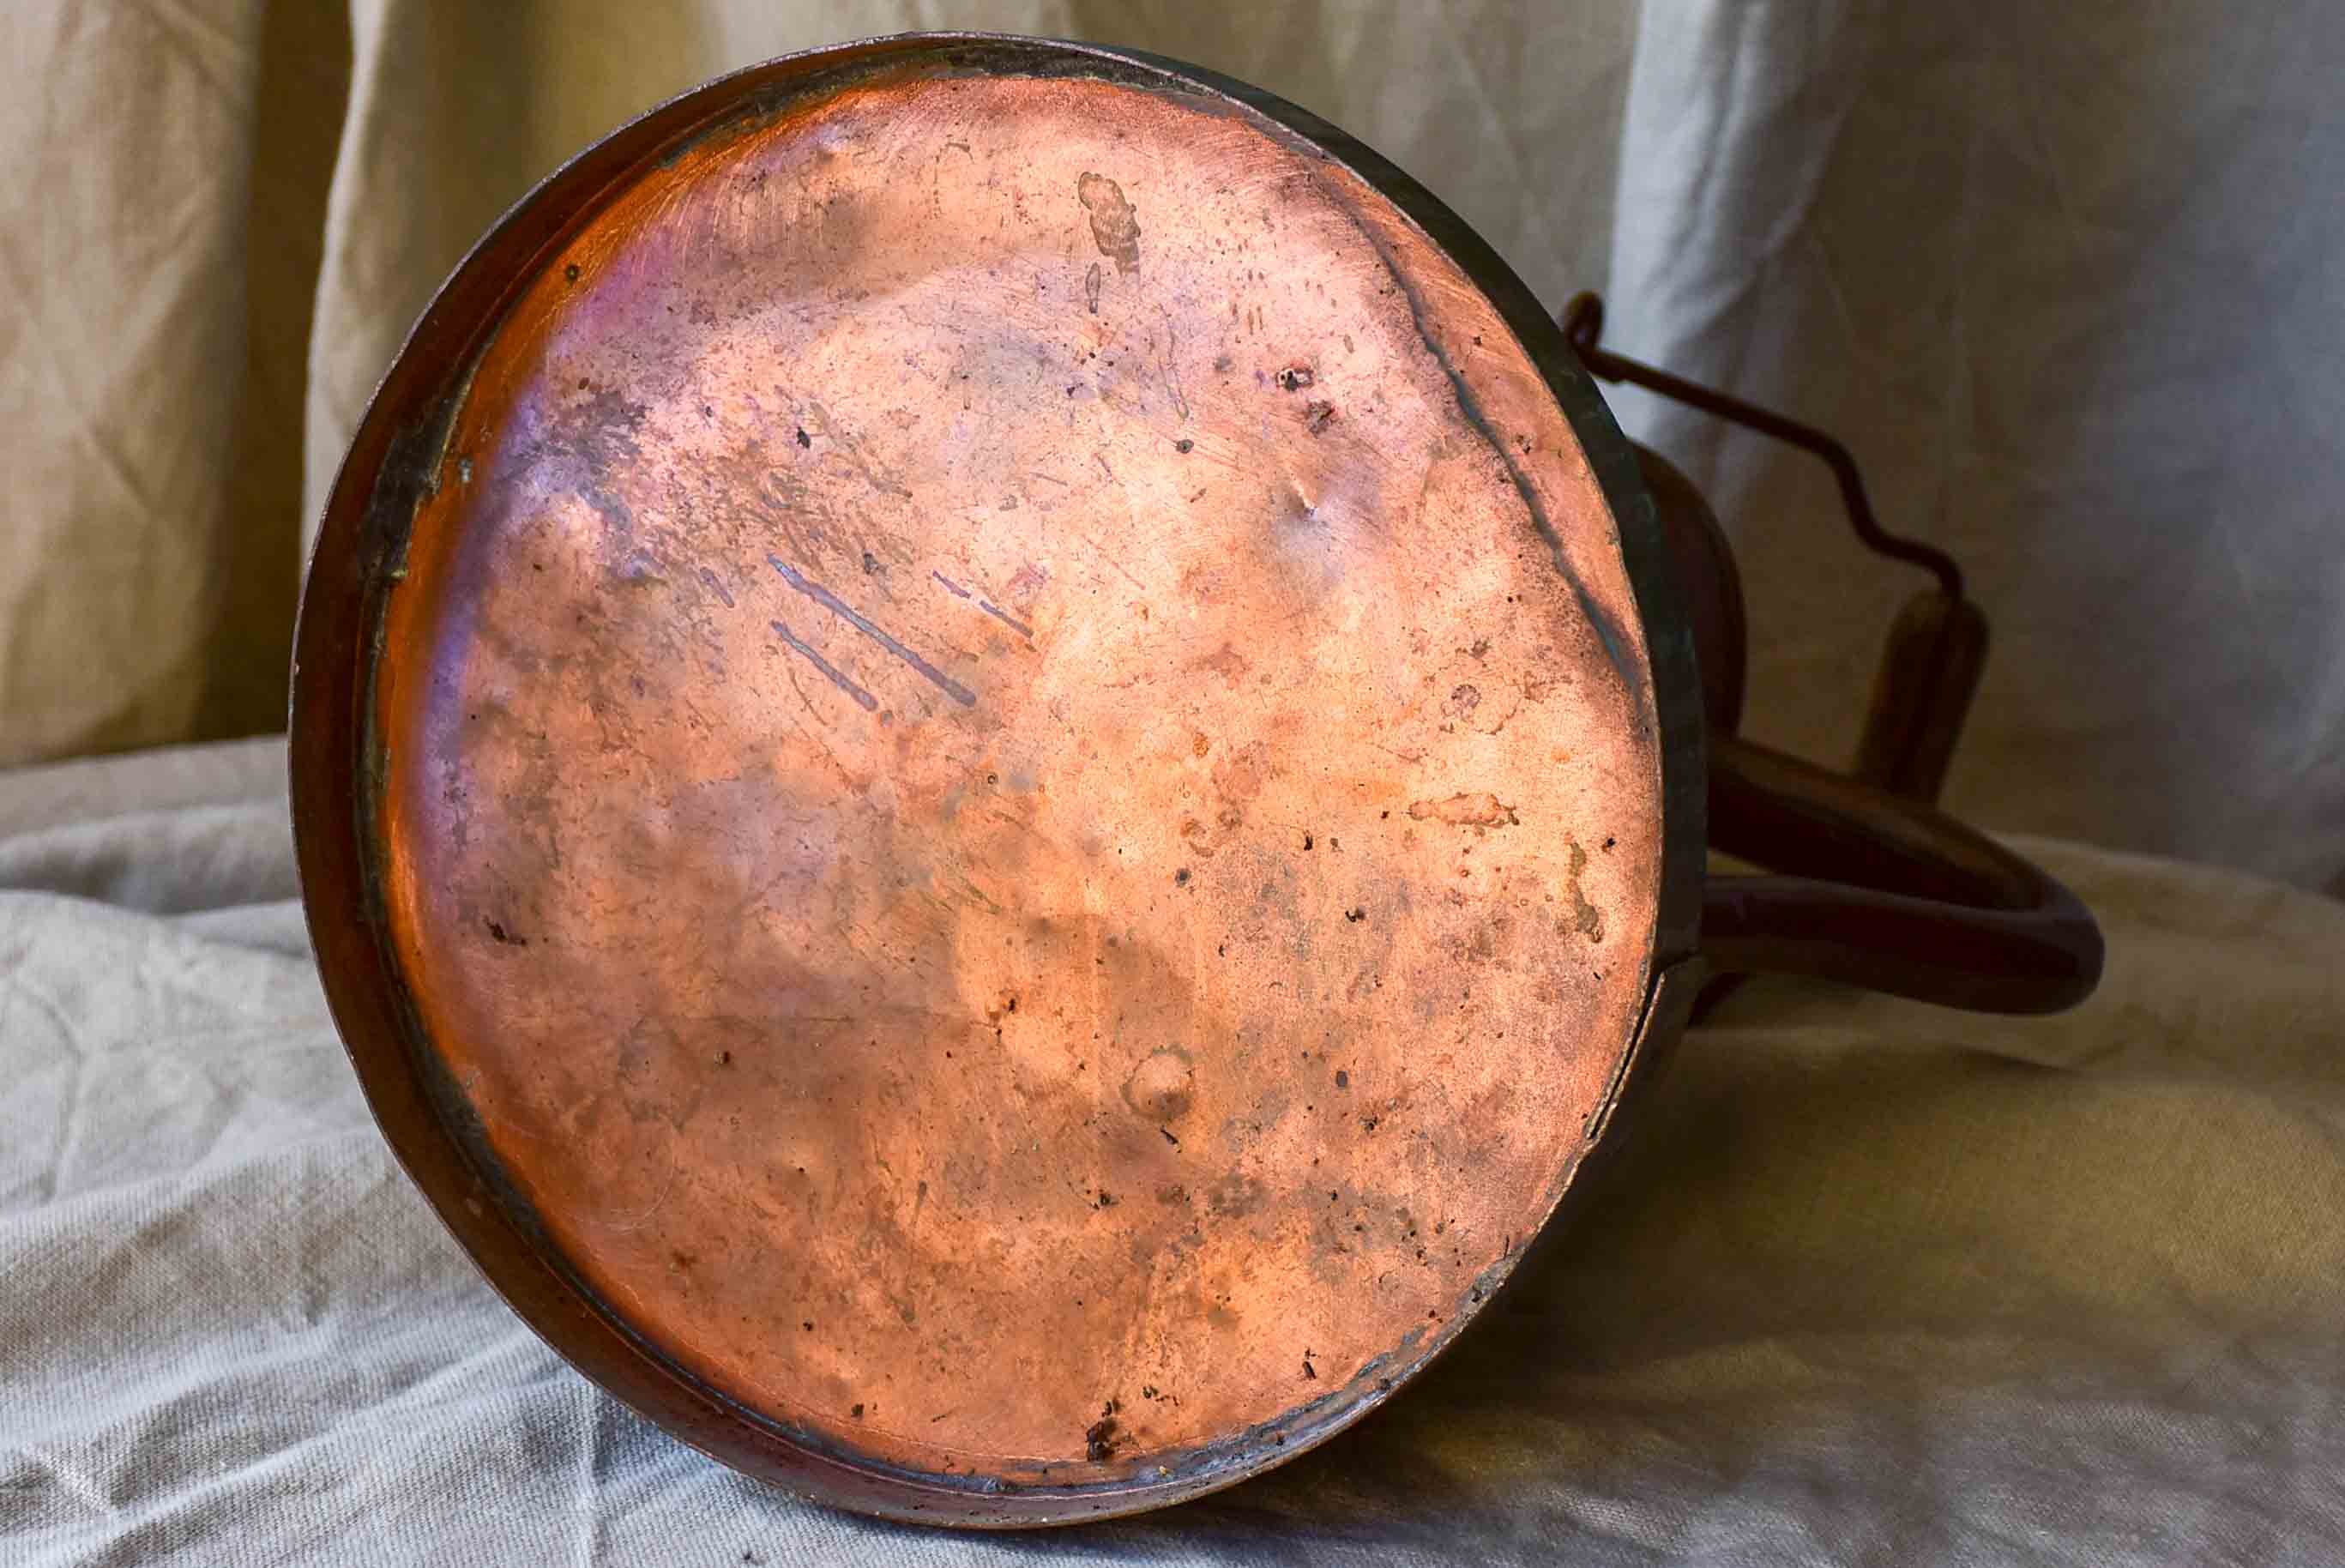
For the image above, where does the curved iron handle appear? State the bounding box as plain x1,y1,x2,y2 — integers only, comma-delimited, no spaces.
1702,734,2102,1014
1561,292,2101,1016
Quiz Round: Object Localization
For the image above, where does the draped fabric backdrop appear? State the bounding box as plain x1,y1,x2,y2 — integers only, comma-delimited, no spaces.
5,0,2340,892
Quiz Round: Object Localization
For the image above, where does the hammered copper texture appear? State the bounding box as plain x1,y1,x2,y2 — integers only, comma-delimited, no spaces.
373,68,1662,1487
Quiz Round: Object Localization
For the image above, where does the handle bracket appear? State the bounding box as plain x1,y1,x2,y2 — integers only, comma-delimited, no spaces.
1562,293,2102,1015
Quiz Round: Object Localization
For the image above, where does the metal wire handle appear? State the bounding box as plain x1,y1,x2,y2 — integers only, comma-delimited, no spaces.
1562,292,2101,1015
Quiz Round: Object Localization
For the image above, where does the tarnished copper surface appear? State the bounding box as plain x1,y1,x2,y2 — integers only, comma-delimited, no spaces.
298,34,2105,1528
370,61,1664,1490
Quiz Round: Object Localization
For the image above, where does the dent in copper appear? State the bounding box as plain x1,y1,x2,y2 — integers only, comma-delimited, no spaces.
368,61,1664,1494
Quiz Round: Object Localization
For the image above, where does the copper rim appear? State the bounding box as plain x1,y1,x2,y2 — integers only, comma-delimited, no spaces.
290,33,1706,1527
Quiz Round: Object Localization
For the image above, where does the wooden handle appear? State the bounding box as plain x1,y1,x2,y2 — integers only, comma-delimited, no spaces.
1701,733,2103,1015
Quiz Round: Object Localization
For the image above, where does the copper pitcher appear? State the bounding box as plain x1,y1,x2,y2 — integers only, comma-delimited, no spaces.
291,34,2101,1527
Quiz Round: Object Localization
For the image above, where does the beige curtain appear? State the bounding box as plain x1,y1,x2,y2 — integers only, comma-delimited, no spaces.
6,0,2341,894
0,0,344,763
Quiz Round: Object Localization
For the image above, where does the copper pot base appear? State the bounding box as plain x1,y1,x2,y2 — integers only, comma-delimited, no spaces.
297,36,1712,1525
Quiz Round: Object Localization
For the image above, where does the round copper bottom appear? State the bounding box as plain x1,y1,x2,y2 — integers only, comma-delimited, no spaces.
329,37,1679,1522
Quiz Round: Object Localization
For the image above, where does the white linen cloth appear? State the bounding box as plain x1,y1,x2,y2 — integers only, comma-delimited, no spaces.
5,739,2340,1564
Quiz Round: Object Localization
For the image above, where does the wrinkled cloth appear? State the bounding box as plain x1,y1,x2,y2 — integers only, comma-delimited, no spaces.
0,0,342,765
6,741,2342,1565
